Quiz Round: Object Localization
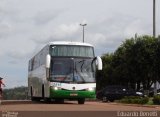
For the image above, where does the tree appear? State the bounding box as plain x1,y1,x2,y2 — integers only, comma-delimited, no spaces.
96,53,114,90
96,35,160,91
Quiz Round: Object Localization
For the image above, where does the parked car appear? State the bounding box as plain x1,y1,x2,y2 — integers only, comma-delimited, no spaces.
138,88,160,97
148,88,160,96
96,85,142,102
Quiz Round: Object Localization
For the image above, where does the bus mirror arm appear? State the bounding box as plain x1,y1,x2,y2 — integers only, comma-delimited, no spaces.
96,56,102,70
46,68,50,80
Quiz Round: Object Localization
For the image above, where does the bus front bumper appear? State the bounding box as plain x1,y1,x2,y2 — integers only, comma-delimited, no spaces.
50,88,96,99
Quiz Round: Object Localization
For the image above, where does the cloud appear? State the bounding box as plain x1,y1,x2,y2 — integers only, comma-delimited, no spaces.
124,19,152,37
32,22,81,43
0,0,67,60
0,38,36,60
53,23,81,39
0,22,12,39
8,60,18,65
1,0,152,60
33,9,64,25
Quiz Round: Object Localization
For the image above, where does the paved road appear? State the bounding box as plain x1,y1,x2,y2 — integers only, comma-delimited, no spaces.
0,100,159,111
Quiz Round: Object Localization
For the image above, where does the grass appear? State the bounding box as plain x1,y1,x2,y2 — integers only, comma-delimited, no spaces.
145,98,154,105
117,97,156,105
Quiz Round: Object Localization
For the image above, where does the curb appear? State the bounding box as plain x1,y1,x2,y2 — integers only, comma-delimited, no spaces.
1,100,32,105
109,102,160,109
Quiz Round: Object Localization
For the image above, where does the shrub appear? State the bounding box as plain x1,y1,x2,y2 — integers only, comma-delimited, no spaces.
119,96,149,104
153,95,160,105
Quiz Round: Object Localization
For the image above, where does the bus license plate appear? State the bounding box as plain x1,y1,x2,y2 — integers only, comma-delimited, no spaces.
70,93,78,96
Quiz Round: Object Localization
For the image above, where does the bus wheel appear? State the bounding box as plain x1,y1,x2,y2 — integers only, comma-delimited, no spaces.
78,98,85,104
55,99,64,104
102,96,108,102
30,87,40,101
42,85,45,99
44,98,51,103
30,87,34,101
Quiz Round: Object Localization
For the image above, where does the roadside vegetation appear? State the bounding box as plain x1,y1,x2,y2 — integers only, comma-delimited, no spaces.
153,95,160,105
118,96,149,105
3,86,28,100
96,35,160,93
117,96,160,105
96,35,160,105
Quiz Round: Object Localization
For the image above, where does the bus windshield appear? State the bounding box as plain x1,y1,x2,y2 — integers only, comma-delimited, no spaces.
50,45,94,57
50,58,96,83
74,59,96,83
50,58,74,82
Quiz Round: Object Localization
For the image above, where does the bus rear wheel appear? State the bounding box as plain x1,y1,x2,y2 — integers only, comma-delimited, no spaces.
78,98,85,104
30,87,40,101
30,87,34,101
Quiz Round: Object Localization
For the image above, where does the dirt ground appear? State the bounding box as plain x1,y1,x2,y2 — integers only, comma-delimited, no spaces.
0,100,159,117
0,100,159,111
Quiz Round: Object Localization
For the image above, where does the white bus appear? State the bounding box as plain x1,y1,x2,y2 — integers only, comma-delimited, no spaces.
28,41,102,104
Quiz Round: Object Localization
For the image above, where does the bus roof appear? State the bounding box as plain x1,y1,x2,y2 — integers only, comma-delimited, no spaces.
48,41,93,47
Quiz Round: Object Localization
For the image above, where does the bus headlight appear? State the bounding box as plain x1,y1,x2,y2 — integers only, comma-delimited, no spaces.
87,87,95,91
51,86,61,90
54,87,58,90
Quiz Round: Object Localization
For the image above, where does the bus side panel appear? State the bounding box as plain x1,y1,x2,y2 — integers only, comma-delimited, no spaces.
28,65,46,97
28,45,50,98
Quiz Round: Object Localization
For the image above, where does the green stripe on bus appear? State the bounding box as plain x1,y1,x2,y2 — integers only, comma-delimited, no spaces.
50,89,96,99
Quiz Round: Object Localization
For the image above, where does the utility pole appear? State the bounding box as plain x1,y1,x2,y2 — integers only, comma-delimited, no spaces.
153,0,156,37
153,0,157,95
80,23,87,43
135,33,138,39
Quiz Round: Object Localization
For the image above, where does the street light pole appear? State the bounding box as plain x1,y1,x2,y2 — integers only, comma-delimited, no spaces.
153,0,157,96
80,23,87,43
153,0,156,37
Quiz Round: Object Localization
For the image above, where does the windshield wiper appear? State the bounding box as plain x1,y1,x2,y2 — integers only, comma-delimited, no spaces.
75,60,85,82
79,60,85,72
80,59,95,72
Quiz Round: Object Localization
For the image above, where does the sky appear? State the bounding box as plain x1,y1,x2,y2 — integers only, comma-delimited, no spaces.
0,0,160,88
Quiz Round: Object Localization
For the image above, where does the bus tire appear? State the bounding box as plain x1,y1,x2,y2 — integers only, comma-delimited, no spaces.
31,87,40,101
55,99,64,104
45,98,51,102
30,87,35,101
102,96,108,102
42,85,45,100
78,98,85,104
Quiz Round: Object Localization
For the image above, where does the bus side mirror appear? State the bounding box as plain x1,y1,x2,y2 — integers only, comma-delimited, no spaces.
96,56,102,70
46,54,51,68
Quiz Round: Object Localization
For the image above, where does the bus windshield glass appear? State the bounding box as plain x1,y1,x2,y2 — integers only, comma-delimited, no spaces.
50,58,74,82
74,59,96,83
50,58,96,83
50,45,94,57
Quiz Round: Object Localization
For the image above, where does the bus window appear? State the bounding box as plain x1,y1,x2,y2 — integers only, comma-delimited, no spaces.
50,45,94,57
